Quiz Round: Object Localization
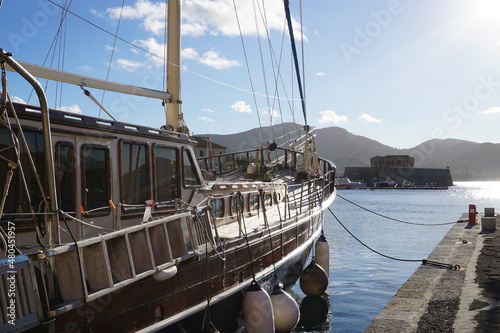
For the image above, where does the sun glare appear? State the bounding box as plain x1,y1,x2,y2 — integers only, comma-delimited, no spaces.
474,0,500,19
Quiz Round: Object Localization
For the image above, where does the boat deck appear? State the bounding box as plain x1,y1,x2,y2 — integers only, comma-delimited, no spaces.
211,167,326,240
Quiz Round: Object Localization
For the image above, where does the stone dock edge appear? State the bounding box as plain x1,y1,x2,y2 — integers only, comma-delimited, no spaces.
364,212,500,333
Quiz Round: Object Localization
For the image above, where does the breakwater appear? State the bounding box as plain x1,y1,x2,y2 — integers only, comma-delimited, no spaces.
344,167,453,187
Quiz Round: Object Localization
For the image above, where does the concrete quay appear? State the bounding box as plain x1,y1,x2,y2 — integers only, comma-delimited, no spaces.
364,212,500,333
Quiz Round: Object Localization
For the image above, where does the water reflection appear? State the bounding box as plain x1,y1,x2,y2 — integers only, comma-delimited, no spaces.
451,181,500,204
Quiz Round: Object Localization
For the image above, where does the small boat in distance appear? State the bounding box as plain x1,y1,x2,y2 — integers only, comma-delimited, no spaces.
335,177,367,190
0,1,336,332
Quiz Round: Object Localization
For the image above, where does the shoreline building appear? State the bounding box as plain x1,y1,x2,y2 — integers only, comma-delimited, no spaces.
344,155,453,187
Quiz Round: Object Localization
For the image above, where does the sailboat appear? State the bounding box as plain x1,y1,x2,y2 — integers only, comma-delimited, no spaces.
0,1,336,332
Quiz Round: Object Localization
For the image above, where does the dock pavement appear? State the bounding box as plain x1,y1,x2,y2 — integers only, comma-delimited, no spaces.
364,212,500,333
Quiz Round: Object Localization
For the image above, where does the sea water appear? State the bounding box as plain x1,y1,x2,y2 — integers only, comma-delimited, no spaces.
291,181,500,333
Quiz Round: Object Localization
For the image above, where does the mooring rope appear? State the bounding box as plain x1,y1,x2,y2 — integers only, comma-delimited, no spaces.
328,207,461,270
337,194,465,226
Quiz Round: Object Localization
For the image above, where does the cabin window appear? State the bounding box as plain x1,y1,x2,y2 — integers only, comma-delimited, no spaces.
231,194,243,216
120,141,150,207
82,145,110,215
0,129,45,221
56,142,75,213
182,149,201,187
210,197,224,218
249,194,259,212
153,145,178,203
264,193,272,207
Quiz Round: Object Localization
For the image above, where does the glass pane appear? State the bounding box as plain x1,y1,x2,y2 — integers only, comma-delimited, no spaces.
231,195,241,216
249,194,259,211
56,143,75,212
265,193,272,207
154,146,178,202
0,130,46,217
210,198,224,218
83,146,109,210
183,149,201,186
121,142,149,205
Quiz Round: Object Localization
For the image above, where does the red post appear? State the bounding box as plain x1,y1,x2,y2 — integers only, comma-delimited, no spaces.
469,204,477,223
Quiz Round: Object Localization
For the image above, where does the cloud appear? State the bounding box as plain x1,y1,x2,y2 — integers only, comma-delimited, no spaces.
262,106,280,118
199,50,240,70
106,0,166,35
318,110,348,124
89,8,105,19
11,96,26,103
198,115,214,122
60,104,82,114
105,45,120,52
113,58,148,72
180,47,239,70
134,37,165,66
477,106,500,114
202,108,215,113
80,65,92,72
182,48,199,60
104,0,304,39
182,0,304,39
358,113,381,123
231,101,252,113
315,72,326,77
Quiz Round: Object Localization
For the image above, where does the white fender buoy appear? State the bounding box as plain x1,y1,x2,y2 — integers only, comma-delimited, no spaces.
242,280,274,333
300,260,328,297
315,234,330,278
153,266,177,281
270,285,300,333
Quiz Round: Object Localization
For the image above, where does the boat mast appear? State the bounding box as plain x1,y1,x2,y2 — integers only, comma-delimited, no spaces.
283,0,307,127
166,0,184,132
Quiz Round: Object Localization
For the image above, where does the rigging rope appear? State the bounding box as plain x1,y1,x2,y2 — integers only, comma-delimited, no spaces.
232,0,265,141
42,0,303,107
98,0,125,119
337,194,462,226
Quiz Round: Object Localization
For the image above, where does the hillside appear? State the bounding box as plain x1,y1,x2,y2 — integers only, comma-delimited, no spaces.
198,124,500,181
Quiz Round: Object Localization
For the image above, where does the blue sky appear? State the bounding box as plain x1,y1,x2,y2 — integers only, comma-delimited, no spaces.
1,0,500,148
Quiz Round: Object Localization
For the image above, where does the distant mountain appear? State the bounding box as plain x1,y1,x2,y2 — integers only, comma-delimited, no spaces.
198,124,500,181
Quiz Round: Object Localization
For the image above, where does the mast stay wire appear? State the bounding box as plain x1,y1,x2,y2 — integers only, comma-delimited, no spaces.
255,0,296,148
232,0,265,141
26,0,72,106
252,0,273,136
45,0,303,104
98,0,125,119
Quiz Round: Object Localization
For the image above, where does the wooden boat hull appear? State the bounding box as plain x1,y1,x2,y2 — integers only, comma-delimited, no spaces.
22,212,322,333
